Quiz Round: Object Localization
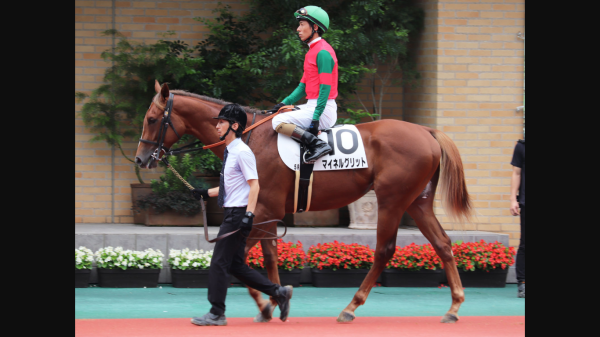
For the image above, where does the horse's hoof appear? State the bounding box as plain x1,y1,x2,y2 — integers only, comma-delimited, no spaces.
336,311,355,323
440,313,459,323
253,303,274,323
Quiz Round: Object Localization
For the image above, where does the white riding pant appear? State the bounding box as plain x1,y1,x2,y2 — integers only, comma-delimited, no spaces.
272,99,337,130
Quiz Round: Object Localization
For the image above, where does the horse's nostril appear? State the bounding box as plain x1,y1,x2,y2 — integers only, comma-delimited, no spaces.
135,157,143,166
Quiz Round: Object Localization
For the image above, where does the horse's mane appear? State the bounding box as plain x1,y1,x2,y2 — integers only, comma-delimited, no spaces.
154,89,266,115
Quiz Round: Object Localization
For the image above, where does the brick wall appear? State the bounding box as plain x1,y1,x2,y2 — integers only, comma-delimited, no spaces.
404,0,525,247
75,0,249,223
75,0,525,247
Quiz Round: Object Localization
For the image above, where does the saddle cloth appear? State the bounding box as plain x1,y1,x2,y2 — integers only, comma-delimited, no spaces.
277,124,368,171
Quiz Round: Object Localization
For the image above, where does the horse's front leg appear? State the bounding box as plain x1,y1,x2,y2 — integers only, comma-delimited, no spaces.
244,237,272,317
245,204,284,322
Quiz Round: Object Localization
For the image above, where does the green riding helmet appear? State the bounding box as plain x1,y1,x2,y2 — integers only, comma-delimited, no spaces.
294,6,329,33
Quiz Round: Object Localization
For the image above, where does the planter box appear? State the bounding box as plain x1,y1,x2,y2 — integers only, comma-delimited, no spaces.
348,190,377,229
458,268,508,288
294,209,339,227
131,183,152,224
311,268,369,287
381,268,444,287
145,208,203,226
98,268,160,288
75,269,91,288
237,269,303,287
171,268,211,288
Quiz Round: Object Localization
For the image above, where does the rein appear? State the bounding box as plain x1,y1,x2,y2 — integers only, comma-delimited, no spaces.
161,156,288,242
142,95,293,242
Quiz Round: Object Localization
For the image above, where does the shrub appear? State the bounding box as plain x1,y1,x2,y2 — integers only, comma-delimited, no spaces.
385,243,443,271
136,154,205,216
307,241,374,271
452,240,516,272
94,247,164,270
168,248,213,270
246,239,306,271
76,247,94,270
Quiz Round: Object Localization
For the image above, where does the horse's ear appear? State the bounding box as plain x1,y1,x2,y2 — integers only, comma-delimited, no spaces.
154,80,161,94
160,83,170,100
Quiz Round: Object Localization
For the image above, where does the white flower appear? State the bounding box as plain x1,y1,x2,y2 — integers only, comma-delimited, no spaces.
192,262,199,267
106,257,112,262
173,260,179,266
182,262,189,267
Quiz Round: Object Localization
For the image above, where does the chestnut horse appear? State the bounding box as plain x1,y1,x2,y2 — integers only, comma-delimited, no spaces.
136,81,472,323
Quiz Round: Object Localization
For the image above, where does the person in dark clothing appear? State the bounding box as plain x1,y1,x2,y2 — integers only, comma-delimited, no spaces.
510,139,525,298
190,104,293,326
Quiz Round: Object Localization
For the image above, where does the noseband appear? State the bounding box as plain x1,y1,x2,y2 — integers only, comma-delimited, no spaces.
139,93,181,165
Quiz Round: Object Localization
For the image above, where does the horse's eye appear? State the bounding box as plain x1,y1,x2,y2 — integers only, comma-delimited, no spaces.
148,118,157,125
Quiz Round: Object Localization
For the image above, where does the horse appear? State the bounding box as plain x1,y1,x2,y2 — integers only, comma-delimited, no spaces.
135,81,472,323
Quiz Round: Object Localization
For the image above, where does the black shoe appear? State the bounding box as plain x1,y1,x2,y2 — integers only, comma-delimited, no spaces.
191,312,227,326
290,127,332,162
273,285,293,322
517,282,525,298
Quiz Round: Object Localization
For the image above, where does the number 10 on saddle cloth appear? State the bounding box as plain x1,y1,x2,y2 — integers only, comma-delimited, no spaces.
277,125,368,171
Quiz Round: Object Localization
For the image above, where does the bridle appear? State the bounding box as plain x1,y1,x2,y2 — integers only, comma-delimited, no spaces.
137,93,296,242
138,93,181,167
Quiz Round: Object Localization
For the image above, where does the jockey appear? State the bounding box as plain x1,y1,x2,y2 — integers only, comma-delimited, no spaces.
271,5,337,163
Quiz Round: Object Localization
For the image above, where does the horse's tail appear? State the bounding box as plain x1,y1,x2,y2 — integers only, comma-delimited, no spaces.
428,128,472,223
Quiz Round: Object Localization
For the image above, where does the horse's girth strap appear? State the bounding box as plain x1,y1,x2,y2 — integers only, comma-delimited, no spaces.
202,105,294,150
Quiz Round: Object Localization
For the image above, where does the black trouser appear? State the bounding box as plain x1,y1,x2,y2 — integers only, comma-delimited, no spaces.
208,207,279,316
516,205,525,282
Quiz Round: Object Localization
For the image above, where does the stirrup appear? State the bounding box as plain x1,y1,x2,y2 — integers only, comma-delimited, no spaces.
302,152,316,164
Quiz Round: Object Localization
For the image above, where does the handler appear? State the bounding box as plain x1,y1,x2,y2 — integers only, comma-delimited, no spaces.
271,5,338,163
191,103,293,326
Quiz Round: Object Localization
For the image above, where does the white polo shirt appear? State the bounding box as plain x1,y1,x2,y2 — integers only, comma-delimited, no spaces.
223,138,258,207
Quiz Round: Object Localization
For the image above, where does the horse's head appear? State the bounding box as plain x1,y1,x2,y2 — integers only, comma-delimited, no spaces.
135,80,186,169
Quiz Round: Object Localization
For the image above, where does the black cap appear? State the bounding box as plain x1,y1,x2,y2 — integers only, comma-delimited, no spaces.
213,103,247,132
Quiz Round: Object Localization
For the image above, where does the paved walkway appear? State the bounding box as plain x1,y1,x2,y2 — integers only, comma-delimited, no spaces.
76,285,524,319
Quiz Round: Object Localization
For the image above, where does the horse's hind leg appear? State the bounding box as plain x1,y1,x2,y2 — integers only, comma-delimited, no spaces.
337,203,404,322
407,176,465,323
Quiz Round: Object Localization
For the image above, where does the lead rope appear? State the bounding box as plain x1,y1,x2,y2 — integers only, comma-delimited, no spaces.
161,158,287,242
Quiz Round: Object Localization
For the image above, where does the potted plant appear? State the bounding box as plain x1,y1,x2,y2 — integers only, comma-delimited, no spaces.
136,154,206,226
75,247,94,288
452,240,516,288
95,247,163,288
382,243,444,287
169,248,214,288
245,239,306,287
307,241,374,287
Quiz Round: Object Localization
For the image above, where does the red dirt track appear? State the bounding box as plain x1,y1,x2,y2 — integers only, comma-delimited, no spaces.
76,316,525,337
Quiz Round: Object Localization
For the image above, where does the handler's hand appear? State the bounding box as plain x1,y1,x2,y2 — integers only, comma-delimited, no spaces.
241,212,254,231
192,188,209,201
510,200,520,216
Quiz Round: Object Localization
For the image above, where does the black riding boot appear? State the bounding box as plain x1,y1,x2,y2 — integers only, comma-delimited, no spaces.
290,126,332,163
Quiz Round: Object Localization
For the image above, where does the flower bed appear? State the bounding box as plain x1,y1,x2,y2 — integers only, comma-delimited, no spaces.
75,246,94,288
452,240,515,272
452,240,516,288
382,243,444,287
307,241,374,287
245,239,306,287
246,239,306,271
94,247,164,288
169,249,213,288
307,241,374,271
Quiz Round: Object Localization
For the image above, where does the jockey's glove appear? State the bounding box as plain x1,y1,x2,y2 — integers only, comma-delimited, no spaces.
192,188,209,200
270,102,285,113
241,211,255,231
308,119,320,136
